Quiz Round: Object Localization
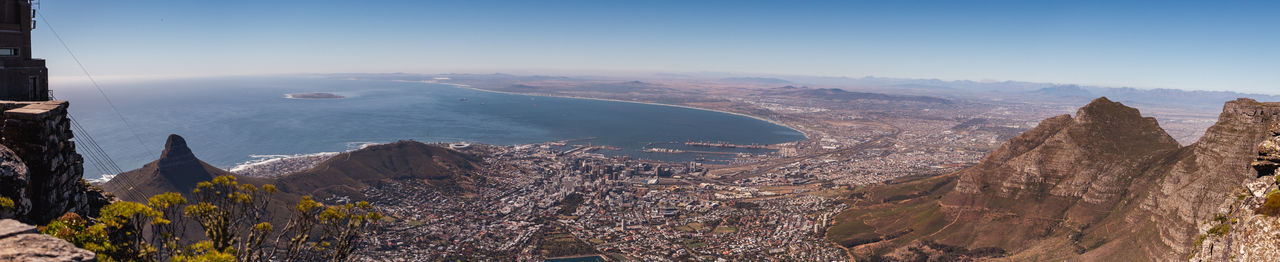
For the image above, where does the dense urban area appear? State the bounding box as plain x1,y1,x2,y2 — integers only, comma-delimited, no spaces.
263,74,1218,261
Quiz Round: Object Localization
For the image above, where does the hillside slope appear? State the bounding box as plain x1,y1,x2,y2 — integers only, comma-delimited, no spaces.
272,140,484,199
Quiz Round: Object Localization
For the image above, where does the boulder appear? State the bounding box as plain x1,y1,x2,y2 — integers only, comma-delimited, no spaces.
1260,138,1280,156
0,219,95,262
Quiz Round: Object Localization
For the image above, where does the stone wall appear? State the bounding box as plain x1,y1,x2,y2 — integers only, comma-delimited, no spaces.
0,100,108,224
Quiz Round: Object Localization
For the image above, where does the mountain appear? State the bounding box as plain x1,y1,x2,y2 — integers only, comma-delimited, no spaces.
940,97,1180,254
827,97,1280,260
718,77,793,84
1032,85,1094,98
102,134,271,202
762,86,952,104
103,136,483,203
272,141,484,199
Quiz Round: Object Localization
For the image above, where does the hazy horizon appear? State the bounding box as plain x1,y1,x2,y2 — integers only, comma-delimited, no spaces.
31,1,1280,95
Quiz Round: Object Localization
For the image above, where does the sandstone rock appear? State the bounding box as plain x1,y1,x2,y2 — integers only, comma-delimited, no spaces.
0,219,95,262
0,219,35,239
1246,176,1274,198
1260,138,1280,156
1190,178,1280,261
0,234,95,262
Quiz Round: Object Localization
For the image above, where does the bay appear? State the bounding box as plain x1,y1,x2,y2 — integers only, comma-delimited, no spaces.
54,76,806,180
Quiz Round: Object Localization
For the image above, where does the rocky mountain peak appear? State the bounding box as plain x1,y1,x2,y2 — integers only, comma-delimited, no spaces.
158,134,195,169
931,97,1180,252
1074,97,1134,122
104,134,227,199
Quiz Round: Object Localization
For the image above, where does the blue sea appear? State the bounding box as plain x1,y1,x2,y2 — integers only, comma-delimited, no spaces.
53,76,806,180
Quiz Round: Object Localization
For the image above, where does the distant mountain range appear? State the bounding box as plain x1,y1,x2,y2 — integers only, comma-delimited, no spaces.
828,97,1280,260
762,85,952,104
329,72,1276,112
770,75,1279,110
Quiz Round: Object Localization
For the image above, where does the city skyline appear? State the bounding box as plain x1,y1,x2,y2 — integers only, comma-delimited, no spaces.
30,0,1280,94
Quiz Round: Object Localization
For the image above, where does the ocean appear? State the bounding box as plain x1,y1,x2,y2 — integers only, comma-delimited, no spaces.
52,76,806,180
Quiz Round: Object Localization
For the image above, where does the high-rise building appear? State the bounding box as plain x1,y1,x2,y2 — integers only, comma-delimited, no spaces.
0,0,47,101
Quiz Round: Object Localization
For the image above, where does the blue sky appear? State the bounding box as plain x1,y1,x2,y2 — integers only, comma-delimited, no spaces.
31,0,1280,94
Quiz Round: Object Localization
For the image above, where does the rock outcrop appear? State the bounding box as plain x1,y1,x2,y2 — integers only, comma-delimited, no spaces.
1251,122,1280,176
0,219,95,261
0,100,110,225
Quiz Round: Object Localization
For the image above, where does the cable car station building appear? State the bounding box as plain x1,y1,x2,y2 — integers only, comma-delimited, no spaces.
0,0,47,101
0,0,105,226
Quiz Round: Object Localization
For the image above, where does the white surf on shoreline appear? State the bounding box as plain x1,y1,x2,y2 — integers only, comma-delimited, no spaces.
227,141,387,178
283,92,351,100
228,152,340,173
88,174,117,184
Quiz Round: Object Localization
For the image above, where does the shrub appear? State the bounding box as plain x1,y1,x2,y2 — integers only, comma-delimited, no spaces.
41,213,114,259
1255,191,1280,216
43,175,381,262
0,196,13,210
1207,223,1230,236
172,241,234,262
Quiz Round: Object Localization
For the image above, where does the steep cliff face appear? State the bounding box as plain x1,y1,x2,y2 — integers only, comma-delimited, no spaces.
1187,111,1280,261
1123,99,1280,260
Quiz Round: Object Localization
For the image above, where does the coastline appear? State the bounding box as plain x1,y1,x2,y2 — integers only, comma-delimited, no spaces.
284,94,346,100
411,81,811,140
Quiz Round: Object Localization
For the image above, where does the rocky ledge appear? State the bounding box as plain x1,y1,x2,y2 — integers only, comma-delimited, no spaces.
1251,122,1280,176
0,219,94,261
